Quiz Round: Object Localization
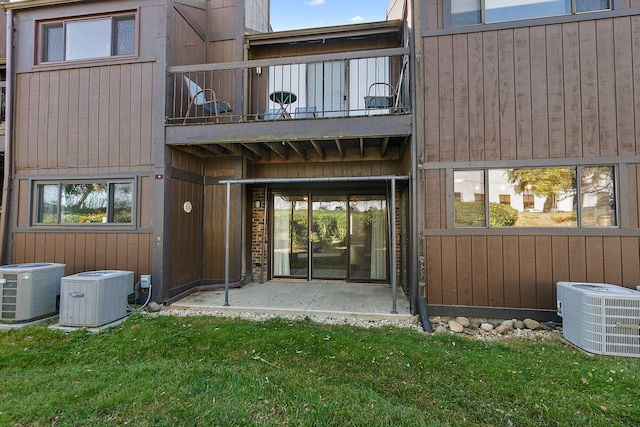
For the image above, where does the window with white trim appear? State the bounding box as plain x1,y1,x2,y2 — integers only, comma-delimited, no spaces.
35,181,133,225
454,166,616,227
40,13,136,63
451,0,610,26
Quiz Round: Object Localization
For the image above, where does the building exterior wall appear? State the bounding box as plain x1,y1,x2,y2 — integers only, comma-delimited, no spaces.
420,8,640,312
6,0,168,297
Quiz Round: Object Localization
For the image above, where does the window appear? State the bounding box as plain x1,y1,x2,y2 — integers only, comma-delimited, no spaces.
35,181,133,225
40,13,136,63
451,0,610,26
454,170,485,226
454,166,616,227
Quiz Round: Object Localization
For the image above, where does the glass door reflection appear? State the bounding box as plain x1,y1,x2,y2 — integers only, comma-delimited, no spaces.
349,196,388,282
311,196,347,279
273,195,308,278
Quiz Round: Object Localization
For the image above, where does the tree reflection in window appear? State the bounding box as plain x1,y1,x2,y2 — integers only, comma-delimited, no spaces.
36,181,133,224
454,166,616,227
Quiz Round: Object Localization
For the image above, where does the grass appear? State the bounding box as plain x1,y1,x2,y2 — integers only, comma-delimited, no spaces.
1,314,639,426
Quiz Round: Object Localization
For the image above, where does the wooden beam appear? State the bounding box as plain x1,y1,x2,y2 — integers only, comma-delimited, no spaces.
173,145,207,159
201,144,228,156
265,142,289,159
218,143,244,156
334,139,344,159
286,141,307,160
399,135,410,159
359,137,365,159
241,142,270,159
380,136,390,158
310,140,325,159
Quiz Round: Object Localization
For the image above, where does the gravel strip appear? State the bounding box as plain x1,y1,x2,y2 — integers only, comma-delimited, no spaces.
146,308,563,342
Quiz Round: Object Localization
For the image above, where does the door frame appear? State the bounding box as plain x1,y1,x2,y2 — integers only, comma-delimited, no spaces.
269,190,391,283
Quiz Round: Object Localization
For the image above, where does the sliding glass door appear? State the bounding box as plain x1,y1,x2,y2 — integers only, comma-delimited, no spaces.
348,196,388,282
311,196,348,279
272,193,388,282
273,195,308,278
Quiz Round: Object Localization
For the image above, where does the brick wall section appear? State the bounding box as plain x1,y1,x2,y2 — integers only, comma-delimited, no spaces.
251,187,267,282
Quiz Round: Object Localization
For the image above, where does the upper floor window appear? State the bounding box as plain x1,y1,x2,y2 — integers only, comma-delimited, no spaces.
40,13,136,63
451,0,610,26
35,180,134,225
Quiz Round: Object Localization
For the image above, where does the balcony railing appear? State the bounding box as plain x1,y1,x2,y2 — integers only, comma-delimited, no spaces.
167,48,411,125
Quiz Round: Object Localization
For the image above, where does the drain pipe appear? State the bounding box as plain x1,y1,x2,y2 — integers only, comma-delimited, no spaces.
0,10,13,263
418,297,433,333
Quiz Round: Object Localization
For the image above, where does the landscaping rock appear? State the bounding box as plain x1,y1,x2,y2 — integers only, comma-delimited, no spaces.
147,301,162,312
495,320,514,334
455,317,470,328
523,318,541,330
480,323,494,332
448,320,464,333
513,320,525,329
469,319,482,329
434,325,448,334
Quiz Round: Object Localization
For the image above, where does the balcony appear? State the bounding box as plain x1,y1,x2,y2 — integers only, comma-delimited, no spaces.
165,48,412,161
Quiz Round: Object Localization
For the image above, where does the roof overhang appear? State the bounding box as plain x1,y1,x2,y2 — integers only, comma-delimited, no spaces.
246,20,404,47
2,0,87,10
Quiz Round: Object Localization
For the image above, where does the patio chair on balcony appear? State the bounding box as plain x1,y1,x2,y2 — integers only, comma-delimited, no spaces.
294,106,317,119
183,76,232,123
364,82,398,113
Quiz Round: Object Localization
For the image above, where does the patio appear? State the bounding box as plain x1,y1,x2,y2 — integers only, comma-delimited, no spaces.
166,280,415,321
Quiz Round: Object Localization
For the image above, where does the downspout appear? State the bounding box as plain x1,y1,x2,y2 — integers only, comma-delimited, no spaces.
0,9,14,264
409,0,432,332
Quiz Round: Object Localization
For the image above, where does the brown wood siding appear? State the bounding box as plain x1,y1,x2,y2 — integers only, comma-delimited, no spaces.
12,232,152,279
422,15,640,310
423,16,640,161
168,178,203,290
250,159,402,179
202,157,243,281
172,5,206,66
426,235,640,309
14,63,155,173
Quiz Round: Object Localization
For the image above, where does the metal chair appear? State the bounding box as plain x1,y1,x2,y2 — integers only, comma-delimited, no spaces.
183,76,232,123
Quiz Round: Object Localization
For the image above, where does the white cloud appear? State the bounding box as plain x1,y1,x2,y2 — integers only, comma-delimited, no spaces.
306,0,325,6
350,15,364,23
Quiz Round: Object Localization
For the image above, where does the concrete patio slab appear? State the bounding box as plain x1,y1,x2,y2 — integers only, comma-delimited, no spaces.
166,280,415,321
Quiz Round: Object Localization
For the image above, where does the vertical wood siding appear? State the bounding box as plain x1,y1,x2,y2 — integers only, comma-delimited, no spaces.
12,61,156,285
13,233,152,279
422,16,640,310
423,17,640,161
14,63,155,173
168,178,203,290
426,235,640,309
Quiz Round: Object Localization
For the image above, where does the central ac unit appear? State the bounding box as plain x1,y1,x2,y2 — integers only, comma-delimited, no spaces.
59,270,133,327
557,282,640,357
0,263,66,323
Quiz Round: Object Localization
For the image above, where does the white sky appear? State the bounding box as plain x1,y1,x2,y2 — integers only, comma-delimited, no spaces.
270,0,391,31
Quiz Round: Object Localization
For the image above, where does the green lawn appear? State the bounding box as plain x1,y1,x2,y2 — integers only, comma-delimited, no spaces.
1,314,639,426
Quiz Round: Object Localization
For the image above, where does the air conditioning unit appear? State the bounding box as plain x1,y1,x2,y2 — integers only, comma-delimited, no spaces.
557,282,640,357
59,270,133,327
0,263,66,322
